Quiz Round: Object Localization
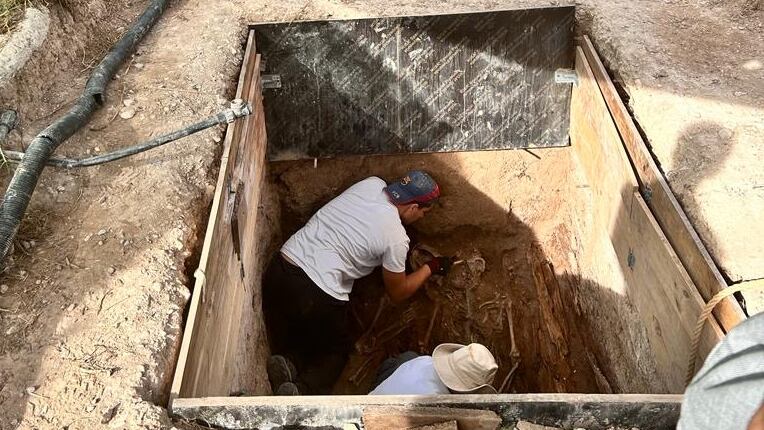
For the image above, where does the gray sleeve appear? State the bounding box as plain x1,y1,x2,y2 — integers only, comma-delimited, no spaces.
678,313,764,430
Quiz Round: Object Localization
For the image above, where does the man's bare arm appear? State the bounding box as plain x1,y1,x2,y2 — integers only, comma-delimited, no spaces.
382,266,432,303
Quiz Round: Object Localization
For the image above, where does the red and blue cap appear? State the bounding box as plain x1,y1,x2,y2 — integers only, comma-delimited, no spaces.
384,170,440,206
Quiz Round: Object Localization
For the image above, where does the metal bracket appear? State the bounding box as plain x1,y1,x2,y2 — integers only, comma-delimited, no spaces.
261,74,282,89
554,68,578,86
642,185,653,204
229,185,246,283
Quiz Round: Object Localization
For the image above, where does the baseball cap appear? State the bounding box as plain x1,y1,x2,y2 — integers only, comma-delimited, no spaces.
384,170,440,206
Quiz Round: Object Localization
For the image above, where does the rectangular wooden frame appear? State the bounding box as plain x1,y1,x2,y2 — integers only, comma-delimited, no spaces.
168,26,741,429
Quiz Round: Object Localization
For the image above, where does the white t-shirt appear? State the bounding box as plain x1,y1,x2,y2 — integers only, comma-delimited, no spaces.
281,177,409,301
369,356,450,395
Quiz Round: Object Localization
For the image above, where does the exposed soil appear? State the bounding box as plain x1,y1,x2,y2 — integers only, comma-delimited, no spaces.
0,0,760,428
268,149,655,396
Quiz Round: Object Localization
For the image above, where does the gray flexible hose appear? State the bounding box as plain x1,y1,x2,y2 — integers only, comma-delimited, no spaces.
0,0,168,267
2,101,251,168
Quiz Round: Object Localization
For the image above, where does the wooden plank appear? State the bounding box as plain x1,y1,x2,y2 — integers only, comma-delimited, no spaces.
169,30,265,403
580,35,745,332
364,406,500,430
570,46,639,238
516,422,563,430
411,421,459,430
611,191,722,392
569,46,722,390
171,393,683,430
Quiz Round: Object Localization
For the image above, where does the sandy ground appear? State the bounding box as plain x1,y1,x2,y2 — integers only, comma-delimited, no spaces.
0,0,761,428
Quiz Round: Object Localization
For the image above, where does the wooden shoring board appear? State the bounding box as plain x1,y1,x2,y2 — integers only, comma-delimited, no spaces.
363,406,501,430
570,46,638,238
570,46,722,390
169,30,266,403
171,393,682,430
580,35,745,333
612,191,722,391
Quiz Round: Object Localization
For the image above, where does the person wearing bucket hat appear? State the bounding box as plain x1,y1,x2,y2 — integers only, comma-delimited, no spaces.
262,171,456,395
370,343,499,395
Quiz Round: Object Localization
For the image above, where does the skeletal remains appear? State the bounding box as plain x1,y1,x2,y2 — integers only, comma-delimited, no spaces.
350,245,522,390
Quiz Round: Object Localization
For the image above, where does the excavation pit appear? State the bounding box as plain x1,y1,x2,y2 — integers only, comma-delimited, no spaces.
168,8,732,429
268,151,613,396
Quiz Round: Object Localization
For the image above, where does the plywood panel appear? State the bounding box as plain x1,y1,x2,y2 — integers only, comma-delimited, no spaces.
255,7,574,160
169,30,268,402
172,393,683,430
612,192,722,391
570,46,722,392
579,36,745,333
570,46,638,234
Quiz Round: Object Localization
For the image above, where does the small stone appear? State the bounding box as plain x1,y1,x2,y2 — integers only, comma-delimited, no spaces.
718,128,733,140
0,284,8,294
123,99,134,107
212,135,222,143
25,386,36,395
29,240,36,247
35,279,41,285
19,270,27,277
94,147,101,152
5,326,18,335
107,267,116,275
97,229,108,236
119,107,136,119
734,91,746,97
97,241,104,246
134,63,145,70
84,234,92,242
20,241,31,251
67,303,76,312
56,185,65,192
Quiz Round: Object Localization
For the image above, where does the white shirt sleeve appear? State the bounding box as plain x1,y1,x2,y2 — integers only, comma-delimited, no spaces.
382,240,408,273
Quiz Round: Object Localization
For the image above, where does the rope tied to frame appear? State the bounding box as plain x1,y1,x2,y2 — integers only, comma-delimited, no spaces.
686,279,764,386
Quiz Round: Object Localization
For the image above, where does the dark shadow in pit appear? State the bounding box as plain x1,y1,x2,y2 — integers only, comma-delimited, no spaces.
264,150,659,396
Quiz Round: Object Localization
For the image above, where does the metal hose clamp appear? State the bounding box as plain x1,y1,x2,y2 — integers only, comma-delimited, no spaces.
228,99,252,122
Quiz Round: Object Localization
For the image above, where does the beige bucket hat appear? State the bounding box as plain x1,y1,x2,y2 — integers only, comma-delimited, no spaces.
432,343,499,394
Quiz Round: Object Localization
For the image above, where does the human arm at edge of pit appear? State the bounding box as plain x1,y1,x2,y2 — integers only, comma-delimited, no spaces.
382,265,432,303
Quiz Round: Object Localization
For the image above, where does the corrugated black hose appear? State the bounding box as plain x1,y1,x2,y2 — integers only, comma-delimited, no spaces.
2,101,251,168
0,0,168,266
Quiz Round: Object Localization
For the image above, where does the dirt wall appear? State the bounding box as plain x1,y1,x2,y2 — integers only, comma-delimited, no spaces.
265,148,662,394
